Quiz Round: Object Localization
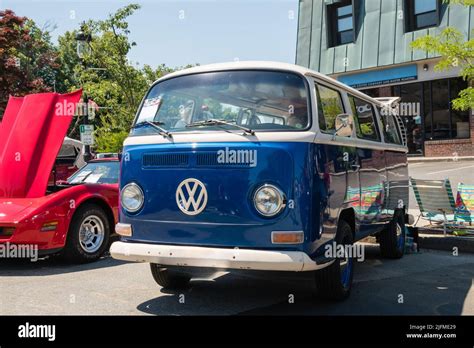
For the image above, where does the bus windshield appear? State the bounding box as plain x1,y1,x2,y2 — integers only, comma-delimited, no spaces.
133,70,310,134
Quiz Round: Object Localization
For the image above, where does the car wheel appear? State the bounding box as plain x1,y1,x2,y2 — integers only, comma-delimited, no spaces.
379,211,405,259
314,220,354,301
150,264,191,289
61,203,110,263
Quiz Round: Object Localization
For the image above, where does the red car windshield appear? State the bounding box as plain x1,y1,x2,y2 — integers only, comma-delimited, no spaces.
68,161,119,184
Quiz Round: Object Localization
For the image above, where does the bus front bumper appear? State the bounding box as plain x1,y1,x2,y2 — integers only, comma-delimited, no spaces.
110,241,332,272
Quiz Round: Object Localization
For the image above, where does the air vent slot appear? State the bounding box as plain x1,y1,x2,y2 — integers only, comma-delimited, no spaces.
196,152,219,166
142,153,189,167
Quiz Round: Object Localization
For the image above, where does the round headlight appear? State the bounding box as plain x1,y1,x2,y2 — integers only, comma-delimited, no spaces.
121,183,144,213
253,184,286,217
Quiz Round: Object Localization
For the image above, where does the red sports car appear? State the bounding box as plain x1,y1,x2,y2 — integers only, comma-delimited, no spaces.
0,91,119,262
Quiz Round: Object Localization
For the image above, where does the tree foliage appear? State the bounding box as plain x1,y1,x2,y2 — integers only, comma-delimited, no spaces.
1,5,194,153
0,10,60,115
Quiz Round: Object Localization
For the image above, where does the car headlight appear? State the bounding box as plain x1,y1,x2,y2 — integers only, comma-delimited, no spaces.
121,183,144,213
253,184,286,217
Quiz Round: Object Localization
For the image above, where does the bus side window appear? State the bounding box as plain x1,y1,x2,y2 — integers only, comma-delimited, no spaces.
316,83,345,134
349,95,380,142
378,108,403,145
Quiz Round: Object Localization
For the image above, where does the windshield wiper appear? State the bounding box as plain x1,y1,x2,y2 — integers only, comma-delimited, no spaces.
133,121,172,138
186,119,255,135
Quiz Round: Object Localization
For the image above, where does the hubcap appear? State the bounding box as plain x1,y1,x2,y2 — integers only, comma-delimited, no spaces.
79,215,105,253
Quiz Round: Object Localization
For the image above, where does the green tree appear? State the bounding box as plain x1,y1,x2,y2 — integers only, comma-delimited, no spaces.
411,0,474,111
0,10,60,115
58,4,186,152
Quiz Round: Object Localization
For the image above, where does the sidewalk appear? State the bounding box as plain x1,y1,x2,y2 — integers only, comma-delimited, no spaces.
408,209,474,253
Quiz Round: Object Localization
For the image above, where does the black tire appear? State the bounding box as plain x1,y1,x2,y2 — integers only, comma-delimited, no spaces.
150,264,191,289
379,211,406,259
60,203,111,263
314,220,354,301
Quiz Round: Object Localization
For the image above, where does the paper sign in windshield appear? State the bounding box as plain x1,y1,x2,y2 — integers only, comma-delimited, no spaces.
140,97,161,120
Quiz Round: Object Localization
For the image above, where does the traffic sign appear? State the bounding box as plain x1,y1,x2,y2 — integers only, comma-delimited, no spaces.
80,125,94,145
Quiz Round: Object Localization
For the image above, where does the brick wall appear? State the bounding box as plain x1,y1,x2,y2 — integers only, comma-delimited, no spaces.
424,112,474,157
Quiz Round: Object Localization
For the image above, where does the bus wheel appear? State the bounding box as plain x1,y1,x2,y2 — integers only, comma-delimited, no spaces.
150,264,191,289
314,220,354,301
379,211,405,259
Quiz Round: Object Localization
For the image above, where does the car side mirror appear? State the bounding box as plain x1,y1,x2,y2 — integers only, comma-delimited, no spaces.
334,113,354,138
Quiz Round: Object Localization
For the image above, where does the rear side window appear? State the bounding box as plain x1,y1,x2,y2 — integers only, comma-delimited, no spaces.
349,95,380,141
316,83,345,134
378,108,403,145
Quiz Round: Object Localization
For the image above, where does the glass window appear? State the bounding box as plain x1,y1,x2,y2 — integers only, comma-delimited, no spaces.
399,82,423,154
449,78,470,139
349,95,380,141
328,2,354,46
68,161,119,184
431,79,450,140
407,0,439,31
414,0,437,14
416,11,439,29
134,70,310,133
338,5,353,17
379,110,403,145
316,84,345,133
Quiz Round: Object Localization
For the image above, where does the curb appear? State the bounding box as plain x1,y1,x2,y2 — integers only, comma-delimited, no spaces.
408,156,474,163
418,234,474,254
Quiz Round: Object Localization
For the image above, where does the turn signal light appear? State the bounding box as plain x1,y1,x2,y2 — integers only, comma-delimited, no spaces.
116,223,132,237
271,231,304,244
41,221,58,232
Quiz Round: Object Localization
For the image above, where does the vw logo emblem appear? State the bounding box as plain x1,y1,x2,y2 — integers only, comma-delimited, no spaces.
176,178,208,216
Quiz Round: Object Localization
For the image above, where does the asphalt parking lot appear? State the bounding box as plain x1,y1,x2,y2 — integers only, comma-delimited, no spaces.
0,161,473,316
0,246,473,315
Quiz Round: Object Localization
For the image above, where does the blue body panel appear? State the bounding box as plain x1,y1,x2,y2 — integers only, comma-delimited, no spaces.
121,142,318,255
120,140,409,261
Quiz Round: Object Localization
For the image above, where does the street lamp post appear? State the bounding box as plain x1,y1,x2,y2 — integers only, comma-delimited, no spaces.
75,24,93,162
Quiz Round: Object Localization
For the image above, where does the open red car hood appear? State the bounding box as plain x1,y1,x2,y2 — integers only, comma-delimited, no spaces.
0,90,82,198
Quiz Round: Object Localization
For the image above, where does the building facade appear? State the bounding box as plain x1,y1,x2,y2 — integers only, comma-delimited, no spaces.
296,0,474,157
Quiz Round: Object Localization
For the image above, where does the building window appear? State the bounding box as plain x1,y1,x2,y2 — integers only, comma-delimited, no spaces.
361,77,470,155
327,1,355,47
405,0,440,32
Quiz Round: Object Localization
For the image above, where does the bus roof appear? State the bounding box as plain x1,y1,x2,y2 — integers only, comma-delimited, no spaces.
153,61,386,107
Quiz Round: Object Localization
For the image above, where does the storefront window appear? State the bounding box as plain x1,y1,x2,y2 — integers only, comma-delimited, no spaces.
431,79,451,139
450,78,470,139
423,81,432,140
399,82,423,155
360,77,471,154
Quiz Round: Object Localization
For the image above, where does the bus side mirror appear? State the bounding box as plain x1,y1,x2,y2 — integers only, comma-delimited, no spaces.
334,113,354,138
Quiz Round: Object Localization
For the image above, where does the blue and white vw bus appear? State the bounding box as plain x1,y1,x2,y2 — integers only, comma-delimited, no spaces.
111,61,409,300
